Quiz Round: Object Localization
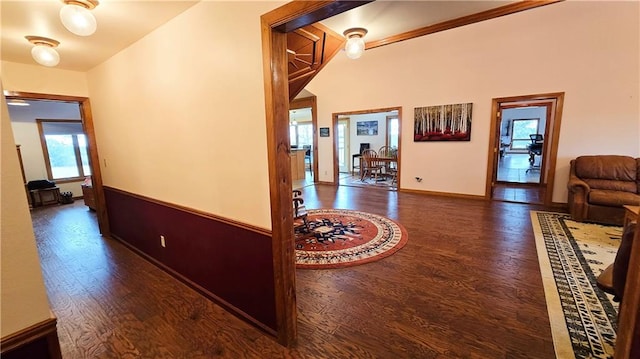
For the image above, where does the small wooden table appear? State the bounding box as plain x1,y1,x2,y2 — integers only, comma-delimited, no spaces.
623,205,639,227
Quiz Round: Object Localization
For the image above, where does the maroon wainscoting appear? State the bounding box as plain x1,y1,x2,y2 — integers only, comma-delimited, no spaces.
103,187,276,332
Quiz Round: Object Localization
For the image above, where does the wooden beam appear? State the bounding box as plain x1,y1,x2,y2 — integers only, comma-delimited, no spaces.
260,0,372,346
269,1,373,33
366,0,564,50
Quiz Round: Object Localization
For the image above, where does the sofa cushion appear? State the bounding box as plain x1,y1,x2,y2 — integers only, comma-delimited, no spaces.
589,189,640,207
576,155,638,193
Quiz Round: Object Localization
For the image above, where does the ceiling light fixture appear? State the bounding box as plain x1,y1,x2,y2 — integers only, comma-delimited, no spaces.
7,99,30,107
26,36,61,67
59,0,99,36
343,27,368,60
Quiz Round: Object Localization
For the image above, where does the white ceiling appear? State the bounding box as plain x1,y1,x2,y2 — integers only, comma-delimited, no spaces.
1,1,199,71
1,1,518,72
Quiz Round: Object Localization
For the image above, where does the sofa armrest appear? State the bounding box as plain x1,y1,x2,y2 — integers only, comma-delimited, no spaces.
567,159,590,221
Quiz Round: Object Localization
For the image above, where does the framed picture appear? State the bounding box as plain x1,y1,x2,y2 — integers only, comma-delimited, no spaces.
356,121,378,136
319,127,330,137
414,102,473,142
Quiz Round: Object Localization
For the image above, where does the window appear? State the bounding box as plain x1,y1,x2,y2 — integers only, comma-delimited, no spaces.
387,116,399,149
37,120,91,180
289,122,313,147
510,118,540,150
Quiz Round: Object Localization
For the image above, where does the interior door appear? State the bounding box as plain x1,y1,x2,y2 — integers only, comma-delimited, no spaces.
337,119,349,173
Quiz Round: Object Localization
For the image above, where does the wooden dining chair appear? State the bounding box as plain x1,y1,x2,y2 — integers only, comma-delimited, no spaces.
378,146,398,182
293,190,310,232
361,149,384,182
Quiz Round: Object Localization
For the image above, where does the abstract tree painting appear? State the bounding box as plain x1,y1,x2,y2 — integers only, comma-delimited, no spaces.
414,103,473,142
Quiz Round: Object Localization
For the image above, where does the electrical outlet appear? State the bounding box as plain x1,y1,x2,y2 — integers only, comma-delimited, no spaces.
160,235,166,248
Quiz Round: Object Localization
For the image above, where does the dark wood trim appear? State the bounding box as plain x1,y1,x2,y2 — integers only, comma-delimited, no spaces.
615,227,640,359
399,188,485,201
103,185,271,237
261,1,372,346
1,317,62,359
366,0,564,50
332,114,340,184
109,233,277,337
79,98,109,236
4,91,109,236
486,92,564,206
266,1,373,33
261,10,297,347
16,145,26,183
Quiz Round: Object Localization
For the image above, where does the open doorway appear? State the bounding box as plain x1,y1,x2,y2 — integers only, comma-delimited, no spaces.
486,93,564,205
290,96,318,190
332,107,402,191
4,91,108,235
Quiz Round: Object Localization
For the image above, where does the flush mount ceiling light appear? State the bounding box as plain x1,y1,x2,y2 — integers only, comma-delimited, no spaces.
60,0,99,36
26,36,61,67
7,99,30,107
343,27,368,60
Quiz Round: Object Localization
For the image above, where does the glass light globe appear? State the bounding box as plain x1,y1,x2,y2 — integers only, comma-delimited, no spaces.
60,4,97,36
31,45,60,67
345,36,365,59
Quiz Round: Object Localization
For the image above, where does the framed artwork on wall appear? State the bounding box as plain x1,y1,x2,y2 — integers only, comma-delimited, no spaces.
414,102,473,142
356,121,378,136
319,127,330,137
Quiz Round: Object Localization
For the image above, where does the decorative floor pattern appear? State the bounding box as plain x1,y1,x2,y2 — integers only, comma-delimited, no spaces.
531,211,621,359
295,209,407,269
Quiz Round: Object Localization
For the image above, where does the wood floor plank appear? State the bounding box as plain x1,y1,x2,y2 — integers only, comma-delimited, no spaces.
29,185,556,358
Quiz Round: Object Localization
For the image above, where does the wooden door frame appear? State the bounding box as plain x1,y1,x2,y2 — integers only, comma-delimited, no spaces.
495,102,552,187
260,0,371,346
485,92,564,206
3,91,109,236
290,96,318,183
331,106,402,187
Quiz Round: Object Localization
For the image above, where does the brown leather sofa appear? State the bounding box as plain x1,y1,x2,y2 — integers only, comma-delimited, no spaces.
567,155,640,225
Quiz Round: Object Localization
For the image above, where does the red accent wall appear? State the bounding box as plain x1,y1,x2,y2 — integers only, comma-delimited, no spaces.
103,187,276,331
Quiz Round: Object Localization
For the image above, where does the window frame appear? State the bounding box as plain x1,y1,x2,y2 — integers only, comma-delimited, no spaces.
36,119,90,183
509,118,540,151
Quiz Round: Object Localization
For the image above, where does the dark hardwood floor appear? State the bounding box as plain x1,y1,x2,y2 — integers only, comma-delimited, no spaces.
31,185,558,358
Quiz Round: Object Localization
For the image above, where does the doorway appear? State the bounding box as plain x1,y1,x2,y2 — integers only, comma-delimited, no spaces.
486,92,564,206
337,119,350,173
4,91,108,235
332,107,402,191
290,96,318,190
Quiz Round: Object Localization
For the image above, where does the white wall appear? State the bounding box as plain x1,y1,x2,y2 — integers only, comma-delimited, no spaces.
308,1,640,202
86,1,284,229
1,85,52,337
348,113,388,166
1,61,89,96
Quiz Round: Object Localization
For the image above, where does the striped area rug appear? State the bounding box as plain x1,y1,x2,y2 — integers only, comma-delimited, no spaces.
531,211,622,359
